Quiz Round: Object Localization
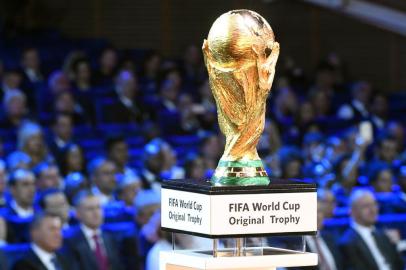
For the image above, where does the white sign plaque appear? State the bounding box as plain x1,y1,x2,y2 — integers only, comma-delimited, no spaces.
161,188,317,236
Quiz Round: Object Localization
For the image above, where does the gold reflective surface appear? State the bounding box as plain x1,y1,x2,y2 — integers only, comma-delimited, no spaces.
202,10,280,162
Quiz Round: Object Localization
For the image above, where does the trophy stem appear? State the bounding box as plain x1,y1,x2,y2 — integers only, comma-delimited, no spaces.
213,239,218,257
236,238,244,256
171,232,175,250
302,235,306,252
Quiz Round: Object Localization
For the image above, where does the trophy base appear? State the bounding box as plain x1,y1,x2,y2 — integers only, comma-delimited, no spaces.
211,160,269,186
160,247,317,270
161,178,317,237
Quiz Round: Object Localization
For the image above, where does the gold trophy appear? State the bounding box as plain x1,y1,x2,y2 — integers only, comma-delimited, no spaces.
161,12,317,269
202,9,280,186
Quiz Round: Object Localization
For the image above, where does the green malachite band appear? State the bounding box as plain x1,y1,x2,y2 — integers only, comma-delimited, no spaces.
211,175,270,186
211,159,270,186
217,160,264,167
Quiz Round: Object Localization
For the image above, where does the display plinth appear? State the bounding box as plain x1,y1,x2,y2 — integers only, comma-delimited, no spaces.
160,247,318,270
160,178,318,270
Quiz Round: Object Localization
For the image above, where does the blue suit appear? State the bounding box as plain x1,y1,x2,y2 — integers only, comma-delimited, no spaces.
63,226,124,270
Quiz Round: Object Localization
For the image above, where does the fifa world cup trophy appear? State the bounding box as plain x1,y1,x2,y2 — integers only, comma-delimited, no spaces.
202,10,280,186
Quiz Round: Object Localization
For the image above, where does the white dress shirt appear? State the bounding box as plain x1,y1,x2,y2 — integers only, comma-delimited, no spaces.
352,222,390,270
146,239,172,270
11,200,34,218
31,243,58,270
305,235,337,270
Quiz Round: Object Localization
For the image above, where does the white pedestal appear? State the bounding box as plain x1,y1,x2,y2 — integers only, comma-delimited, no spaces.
160,247,318,270
160,179,318,269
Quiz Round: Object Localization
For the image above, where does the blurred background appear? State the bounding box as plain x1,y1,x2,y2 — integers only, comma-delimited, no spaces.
0,0,405,270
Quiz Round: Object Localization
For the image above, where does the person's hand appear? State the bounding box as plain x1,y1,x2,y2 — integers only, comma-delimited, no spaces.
384,228,401,244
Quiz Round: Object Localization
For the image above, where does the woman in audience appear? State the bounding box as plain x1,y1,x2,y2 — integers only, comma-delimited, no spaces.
58,143,86,176
15,121,53,168
0,89,29,129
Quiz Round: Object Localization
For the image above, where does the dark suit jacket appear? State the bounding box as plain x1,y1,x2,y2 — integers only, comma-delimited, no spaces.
63,226,124,270
292,231,344,270
12,248,70,270
119,226,141,270
339,227,404,270
0,249,7,270
2,205,33,243
103,97,148,124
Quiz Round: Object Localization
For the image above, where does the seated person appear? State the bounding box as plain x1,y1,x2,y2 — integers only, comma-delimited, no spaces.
12,213,72,270
103,70,148,123
116,173,142,208
304,195,343,270
64,172,88,205
392,165,406,213
63,190,123,270
15,121,54,168
105,135,139,180
120,189,160,269
88,157,118,206
339,189,404,270
0,89,29,130
3,169,36,243
369,163,402,214
331,154,360,207
34,163,62,192
38,189,72,229
317,188,337,218
4,169,36,218
47,113,75,159
369,163,394,193
139,139,166,191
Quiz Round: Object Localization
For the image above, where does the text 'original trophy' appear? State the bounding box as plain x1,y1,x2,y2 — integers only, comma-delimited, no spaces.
160,10,318,270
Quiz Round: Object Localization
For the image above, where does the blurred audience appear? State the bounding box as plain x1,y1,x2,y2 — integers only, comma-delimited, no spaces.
0,33,404,270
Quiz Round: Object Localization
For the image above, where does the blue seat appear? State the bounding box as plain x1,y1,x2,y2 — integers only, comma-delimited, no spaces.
103,202,135,223
102,221,135,241
167,135,201,147
127,136,145,148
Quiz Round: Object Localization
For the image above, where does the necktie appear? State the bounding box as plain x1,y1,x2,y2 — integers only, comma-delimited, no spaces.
50,256,62,270
93,233,109,270
313,236,332,270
